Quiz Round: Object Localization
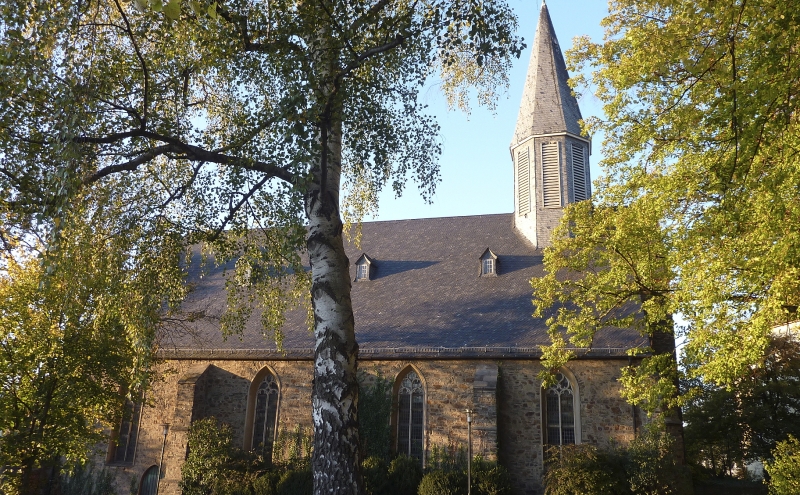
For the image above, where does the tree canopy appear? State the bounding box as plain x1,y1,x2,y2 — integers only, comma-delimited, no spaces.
683,336,800,475
532,0,800,409
0,0,523,492
0,202,186,493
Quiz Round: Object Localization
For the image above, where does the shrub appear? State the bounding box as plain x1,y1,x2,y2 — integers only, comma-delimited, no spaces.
359,371,393,461
386,455,423,495
181,418,237,495
626,426,692,495
543,425,691,495
253,472,281,495
427,444,467,473
766,435,800,495
472,459,512,495
181,417,288,495
60,464,116,495
543,444,628,495
418,470,467,495
276,468,313,495
362,456,389,495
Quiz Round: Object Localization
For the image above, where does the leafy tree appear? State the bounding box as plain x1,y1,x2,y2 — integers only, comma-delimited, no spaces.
683,336,800,475
531,0,800,406
765,435,800,495
0,0,523,493
0,207,185,495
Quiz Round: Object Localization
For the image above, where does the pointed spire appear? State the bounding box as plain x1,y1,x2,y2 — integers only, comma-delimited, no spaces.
511,3,583,149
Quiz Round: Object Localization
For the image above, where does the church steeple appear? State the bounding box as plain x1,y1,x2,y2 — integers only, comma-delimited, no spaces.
511,2,591,248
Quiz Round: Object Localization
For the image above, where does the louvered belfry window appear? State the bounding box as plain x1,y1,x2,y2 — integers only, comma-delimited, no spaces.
571,143,588,201
397,370,424,462
517,147,531,213
545,373,576,445
541,142,561,207
252,372,280,459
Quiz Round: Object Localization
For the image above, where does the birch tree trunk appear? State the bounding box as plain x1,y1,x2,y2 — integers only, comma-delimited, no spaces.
305,116,363,494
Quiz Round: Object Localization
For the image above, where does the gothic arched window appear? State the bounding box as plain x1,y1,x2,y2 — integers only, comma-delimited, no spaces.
396,370,424,462
251,372,280,458
544,372,576,445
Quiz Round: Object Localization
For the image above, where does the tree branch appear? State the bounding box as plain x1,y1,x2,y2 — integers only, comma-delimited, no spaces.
112,0,149,129
82,141,298,186
210,174,271,240
350,0,392,33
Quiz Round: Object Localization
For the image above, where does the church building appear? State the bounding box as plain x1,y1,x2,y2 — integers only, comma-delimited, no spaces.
103,5,648,495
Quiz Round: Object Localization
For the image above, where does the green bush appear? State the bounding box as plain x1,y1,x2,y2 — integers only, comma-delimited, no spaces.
276,468,313,495
358,371,393,461
61,464,116,495
626,427,692,495
543,444,628,495
766,435,800,495
472,459,512,495
362,456,389,495
418,470,467,495
386,455,423,495
543,426,691,495
253,471,282,495
181,417,288,495
181,418,237,495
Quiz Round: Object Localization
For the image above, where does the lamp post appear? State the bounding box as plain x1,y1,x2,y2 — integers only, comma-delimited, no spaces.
156,424,170,495
465,409,473,495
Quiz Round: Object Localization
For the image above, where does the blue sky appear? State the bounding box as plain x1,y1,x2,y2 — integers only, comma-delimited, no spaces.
371,0,609,221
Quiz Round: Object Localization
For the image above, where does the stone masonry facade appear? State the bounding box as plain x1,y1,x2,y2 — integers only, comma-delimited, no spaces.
101,357,645,495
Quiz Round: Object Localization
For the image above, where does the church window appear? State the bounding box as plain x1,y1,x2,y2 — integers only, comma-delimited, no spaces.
544,373,576,445
541,142,561,208
396,369,425,463
517,147,531,213
108,398,142,465
571,143,589,201
139,465,159,495
251,372,280,459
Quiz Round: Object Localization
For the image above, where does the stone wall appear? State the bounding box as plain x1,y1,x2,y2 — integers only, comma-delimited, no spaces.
498,359,646,495
100,357,641,495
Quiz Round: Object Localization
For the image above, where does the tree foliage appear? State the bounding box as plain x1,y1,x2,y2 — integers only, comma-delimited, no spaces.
683,336,800,475
765,435,800,495
0,0,523,492
532,0,800,405
0,205,185,493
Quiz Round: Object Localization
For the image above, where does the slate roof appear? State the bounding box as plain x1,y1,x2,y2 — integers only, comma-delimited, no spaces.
510,2,585,149
159,214,647,360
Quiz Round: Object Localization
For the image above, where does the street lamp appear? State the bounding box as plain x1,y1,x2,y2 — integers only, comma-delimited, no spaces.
465,409,473,495
156,424,170,495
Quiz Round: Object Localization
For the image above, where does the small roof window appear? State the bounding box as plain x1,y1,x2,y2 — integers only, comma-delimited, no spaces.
354,253,374,282
479,249,498,277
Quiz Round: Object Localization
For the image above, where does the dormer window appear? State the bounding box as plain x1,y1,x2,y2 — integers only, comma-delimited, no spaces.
354,253,374,282
479,249,498,277
482,258,495,275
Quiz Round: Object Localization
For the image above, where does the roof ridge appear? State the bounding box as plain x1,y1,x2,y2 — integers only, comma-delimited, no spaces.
354,212,512,226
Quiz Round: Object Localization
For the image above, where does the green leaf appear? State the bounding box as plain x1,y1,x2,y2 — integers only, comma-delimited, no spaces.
164,0,181,20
